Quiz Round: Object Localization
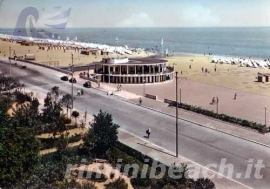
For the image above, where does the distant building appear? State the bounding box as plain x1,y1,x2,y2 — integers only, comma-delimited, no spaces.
94,57,174,84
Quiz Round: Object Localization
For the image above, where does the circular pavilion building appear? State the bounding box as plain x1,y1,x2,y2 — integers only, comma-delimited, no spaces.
94,57,174,84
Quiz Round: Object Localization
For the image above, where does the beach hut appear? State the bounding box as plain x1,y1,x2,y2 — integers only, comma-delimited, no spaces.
81,49,90,55
264,74,270,82
257,73,265,82
91,49,100,55
25,54,35,60
101,50,110,56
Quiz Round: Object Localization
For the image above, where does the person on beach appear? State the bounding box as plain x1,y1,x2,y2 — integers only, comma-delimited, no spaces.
234,93,237,100
146,128,151,138
212,97,216,104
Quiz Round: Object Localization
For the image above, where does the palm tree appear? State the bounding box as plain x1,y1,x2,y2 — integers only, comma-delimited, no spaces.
71,111,80,125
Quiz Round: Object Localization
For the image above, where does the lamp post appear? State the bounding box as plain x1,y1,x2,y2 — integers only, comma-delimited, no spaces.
265,106,267,126
70,54,74,109
9,47,15,77
216,96,219,114
175,71,179,157
179,88,182,105
143,79,146,96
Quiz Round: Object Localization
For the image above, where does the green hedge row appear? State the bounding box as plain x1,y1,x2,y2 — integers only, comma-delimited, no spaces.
39,134,82,150
169,102,269,134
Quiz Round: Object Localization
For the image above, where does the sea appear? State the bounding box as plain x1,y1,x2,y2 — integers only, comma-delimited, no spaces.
0,27,270,59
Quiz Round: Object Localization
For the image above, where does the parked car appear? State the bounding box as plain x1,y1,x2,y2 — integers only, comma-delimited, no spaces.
60,76,68,81
83,81,92,88
69,78,77,83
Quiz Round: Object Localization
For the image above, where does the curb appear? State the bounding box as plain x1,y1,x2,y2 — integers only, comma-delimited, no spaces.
122,99,270,149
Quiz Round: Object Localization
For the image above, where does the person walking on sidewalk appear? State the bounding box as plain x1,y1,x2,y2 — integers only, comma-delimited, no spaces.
146,128,151,138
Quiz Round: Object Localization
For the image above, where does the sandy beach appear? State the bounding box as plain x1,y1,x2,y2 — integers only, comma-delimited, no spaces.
0,39,150,67
167,56,270,96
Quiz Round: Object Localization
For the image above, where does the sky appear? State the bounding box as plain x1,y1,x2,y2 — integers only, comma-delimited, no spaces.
0,0,270,28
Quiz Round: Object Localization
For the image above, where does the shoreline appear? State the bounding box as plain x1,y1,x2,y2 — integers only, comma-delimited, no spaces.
1,32,270,61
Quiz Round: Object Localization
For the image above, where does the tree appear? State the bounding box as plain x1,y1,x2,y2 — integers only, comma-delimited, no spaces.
56,133,69,151
51,86,60,101
83,110,119,157
0,126,40,187
61,94,72,115
193,178,215,189
105,178,128,189
71,110,80,125
30,97,40,112
12,104,42,133
15,91,32,104
43,93,62,124
0,76,21,93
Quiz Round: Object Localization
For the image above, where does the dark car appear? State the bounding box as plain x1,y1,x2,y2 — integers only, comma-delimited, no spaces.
69,78,77,83
61,76,68,81
83,81,92,88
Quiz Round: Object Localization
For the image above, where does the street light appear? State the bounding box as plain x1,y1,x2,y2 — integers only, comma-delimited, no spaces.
216,96,219,114
69,54,74,109
175,71,179,157
9,47,15,77
265,106,267,126
179,88,182,105
143,79,146,96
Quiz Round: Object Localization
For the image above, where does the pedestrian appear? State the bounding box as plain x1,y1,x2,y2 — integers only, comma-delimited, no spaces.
202,67,204,72
146,128,151,138
120,85,122,91
212,97,216,104
181,70,183,74
214,67,216,72
139,97,142,105
189,65,191,69
234,93,237,100
81,89,84,95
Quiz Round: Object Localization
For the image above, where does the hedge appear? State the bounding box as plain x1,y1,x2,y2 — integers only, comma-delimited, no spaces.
169,102,269,134
39,134,82,150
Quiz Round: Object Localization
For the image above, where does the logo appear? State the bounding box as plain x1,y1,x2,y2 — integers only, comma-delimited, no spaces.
13,6,71,39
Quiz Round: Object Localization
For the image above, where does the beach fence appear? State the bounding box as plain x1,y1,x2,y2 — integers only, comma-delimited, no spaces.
145,93,158,100
41,61,60,68
17,59,70,74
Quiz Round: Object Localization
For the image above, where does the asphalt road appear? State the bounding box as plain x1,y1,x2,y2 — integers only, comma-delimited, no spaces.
1,60,270,189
